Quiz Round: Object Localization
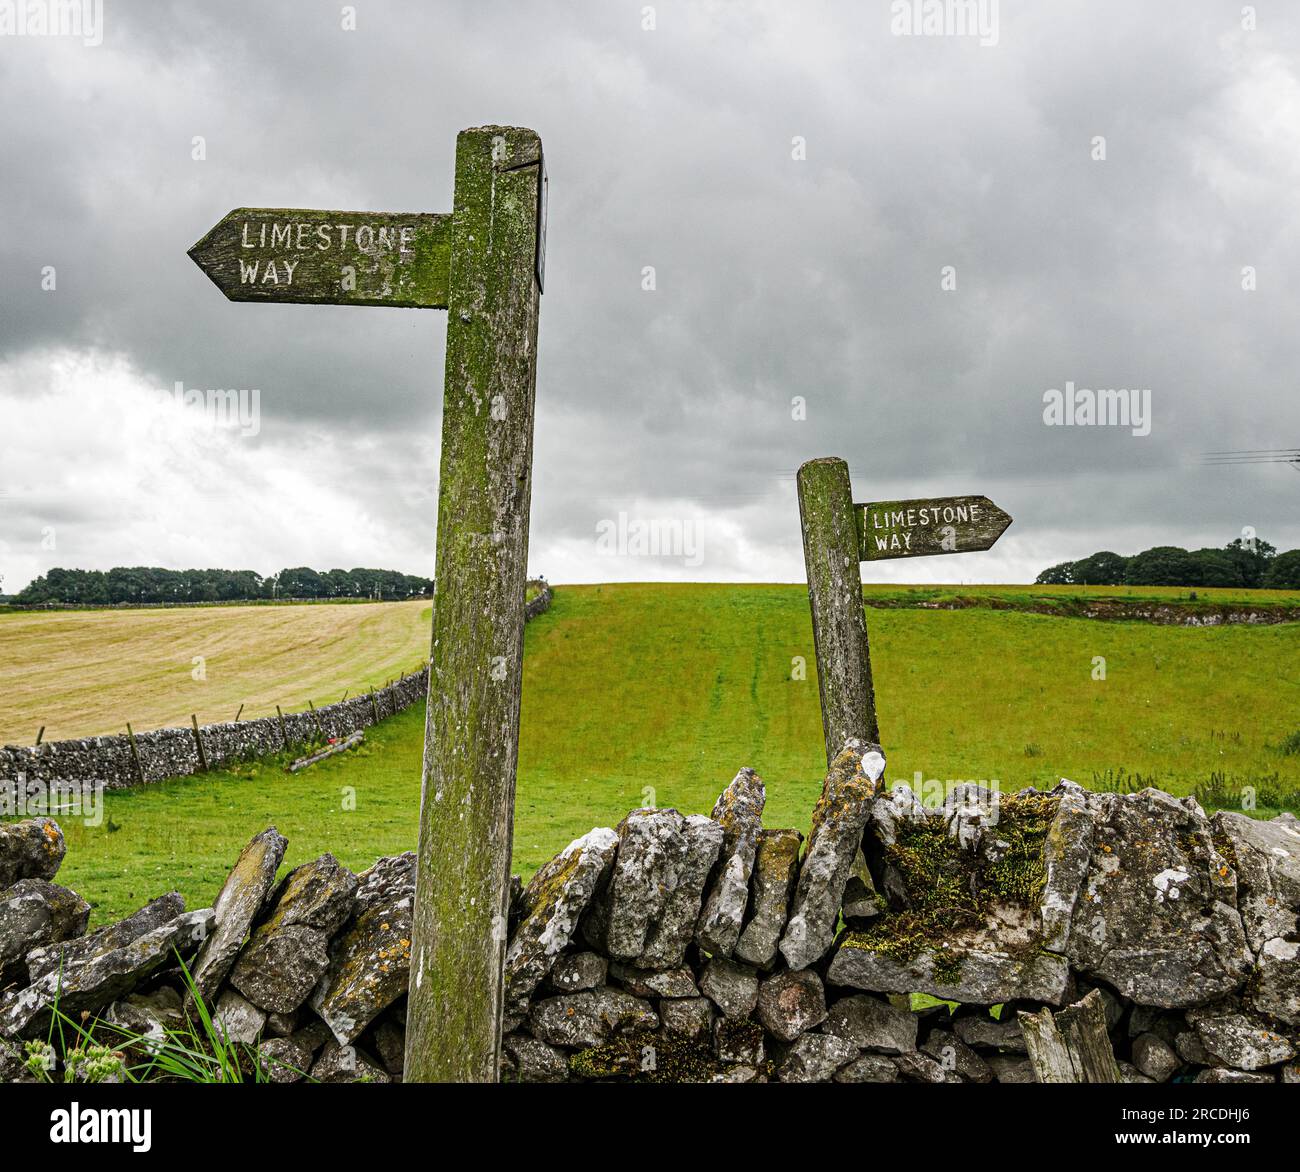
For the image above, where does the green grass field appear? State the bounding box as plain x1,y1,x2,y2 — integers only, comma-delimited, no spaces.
32,583,1299,924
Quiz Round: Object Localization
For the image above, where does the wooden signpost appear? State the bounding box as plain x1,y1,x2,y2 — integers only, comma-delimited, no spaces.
797,457,1012,764
189,126,546,1083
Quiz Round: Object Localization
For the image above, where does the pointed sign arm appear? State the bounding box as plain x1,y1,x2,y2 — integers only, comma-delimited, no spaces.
188,207,452,308
854,495,1013,561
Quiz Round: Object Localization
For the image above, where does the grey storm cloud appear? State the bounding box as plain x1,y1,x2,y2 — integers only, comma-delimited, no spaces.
1,0,1298,590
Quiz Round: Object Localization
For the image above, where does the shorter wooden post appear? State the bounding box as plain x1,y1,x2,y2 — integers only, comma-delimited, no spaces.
191,714,209,772
234,704,244,723
308,699,324,741
1018,990,1120,1083
35,726,44,746
369,687,379,724
125,722,145,784
797,457,879,764
275,705,289,749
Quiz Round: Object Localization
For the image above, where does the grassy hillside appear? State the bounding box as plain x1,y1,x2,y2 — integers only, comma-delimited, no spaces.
0,600,432,743
38,583,1300,923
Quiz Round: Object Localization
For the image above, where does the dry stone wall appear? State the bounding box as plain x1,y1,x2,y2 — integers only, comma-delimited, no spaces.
0,672,427,791
1,734,1296,1084
0,581,553,792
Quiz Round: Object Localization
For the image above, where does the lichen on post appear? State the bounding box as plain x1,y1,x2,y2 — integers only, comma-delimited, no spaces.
796,457,879,764
405,126,544,1083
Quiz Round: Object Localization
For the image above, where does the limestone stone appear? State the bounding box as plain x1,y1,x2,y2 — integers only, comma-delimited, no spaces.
953,1015,1027,1053
779,741,884,970
608,962,697,999
1212,812,1300,1025
186,827,287,1011
777,1033,858,1082
25,891,184,982
921,1028,993,1082
502,1033,569,1082
528,988,657,1048
893,1050,960,1083
213,988,266,1044
311,1040,390,1083
660,996,714,1040
1188,1006,1295,1071
698,956,759,1019
841,849,884,921
0,906,213,1037
1249,937,1300,1025
756,969,827,1042
592,808,687,962
257,1035,313,1083
829,785,1080,1006
0,818,65,886
229,853,357,1014
834,1053,900,1083
1131,1032,1180,1082
636,814,724,969
734,828,802,967
1194,1068,1274,1084
1067,790,1249,1007
503,827,618,1014
0,879,89,982
822,994,917,1054
1210,811,1299,952
548,951,608,993
827,936,1069,1007
695,768,766,957
312,856,415,1044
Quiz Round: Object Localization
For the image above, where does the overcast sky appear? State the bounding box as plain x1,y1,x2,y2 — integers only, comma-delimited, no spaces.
2,0,1298,592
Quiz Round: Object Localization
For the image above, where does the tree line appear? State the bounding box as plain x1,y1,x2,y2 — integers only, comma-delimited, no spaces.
1036,537,1300,590
12,566,434,605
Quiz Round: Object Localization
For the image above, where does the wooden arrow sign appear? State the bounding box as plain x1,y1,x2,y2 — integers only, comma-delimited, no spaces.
188,208,451,308
855,495,1012,561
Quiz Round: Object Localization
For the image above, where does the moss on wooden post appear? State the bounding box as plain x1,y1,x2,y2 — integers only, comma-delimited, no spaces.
405,126,543,1083
797,457,879,764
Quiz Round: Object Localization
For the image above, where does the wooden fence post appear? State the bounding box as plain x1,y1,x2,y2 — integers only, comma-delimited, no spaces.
796,457,879,764
275,705,289,749
406,126,544,1084
190,714,208,772
1018,989,1120,1083
125,722,145,785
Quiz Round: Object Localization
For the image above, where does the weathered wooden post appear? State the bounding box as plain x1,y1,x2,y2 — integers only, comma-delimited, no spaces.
797,457,879,764
405,126,545,1083
797,457,1012,762
1018,989,1120,1083
187,125,547,1082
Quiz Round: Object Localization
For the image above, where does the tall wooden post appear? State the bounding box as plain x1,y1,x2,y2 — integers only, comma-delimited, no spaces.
405,126,544,1083
797,457,879,764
